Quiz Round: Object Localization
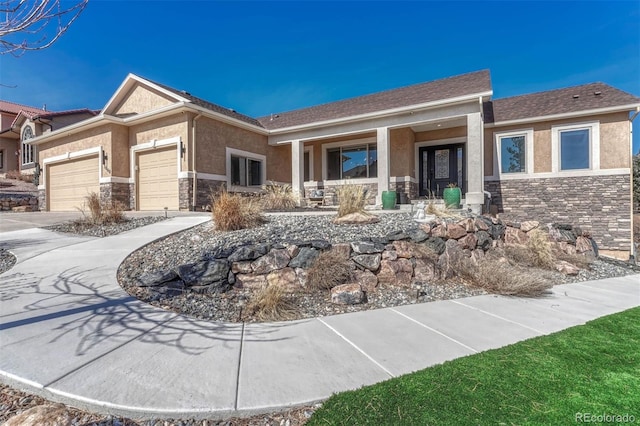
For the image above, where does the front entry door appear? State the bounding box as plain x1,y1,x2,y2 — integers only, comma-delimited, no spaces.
419,144,465,197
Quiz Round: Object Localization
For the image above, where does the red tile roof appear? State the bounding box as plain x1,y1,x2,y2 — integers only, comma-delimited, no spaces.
0,100,46,117
484,82,640,123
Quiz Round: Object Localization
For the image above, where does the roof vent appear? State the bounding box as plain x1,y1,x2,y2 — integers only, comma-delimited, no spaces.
594,91,602,96
229,108,236,113
180,90,191,96
572,94,580,99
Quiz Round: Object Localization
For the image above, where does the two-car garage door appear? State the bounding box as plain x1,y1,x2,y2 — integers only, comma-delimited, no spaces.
47,155,100,212
136,146,179,210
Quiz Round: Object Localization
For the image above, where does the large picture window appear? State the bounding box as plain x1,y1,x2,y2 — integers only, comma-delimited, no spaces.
327,143,377,180
231,155,262,186
560,128,590,170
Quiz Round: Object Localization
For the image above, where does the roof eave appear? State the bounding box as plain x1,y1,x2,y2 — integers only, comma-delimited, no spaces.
267,91,493,134
26,115,121,145
485,103,640,128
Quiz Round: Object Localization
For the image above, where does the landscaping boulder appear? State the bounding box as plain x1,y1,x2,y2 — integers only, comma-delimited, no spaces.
458,233,478,250
267,267,299,290
474,218,489,231
310,239,331,250
555,260,580,275
437,239,465,279
488,222,506,240
150,280,185,298
333,212,380,224
251,248,290,274
352,253,381,271
235,273,268,290
445,224,467,240
289,247,319,268
413,258,437,282
423,237,446,255
329,243,352,261
228,244,270,262
520,221,540,232
331,283,365,305
504,227,529,245
377,258,413,286
176,260,230,287
352,270,378,293
231,261,253,274
137,269,178,287
386,230,408,241
294,267,308,287
406,228,429,243
350,241,385,254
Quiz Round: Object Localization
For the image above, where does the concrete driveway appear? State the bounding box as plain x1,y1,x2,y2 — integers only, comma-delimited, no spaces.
0,211,210,233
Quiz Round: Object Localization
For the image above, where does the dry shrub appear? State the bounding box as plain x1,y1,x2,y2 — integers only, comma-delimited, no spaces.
457,254,552,297
80,192,127,225
245,285,298,321
425,202,462,219
336,184,368,217
306,250,354,290
261,181,297,210
211,188,265,231
503,244,537,267
526,229,554,269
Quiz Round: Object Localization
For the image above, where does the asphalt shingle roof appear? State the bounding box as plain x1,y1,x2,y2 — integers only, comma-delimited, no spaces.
257,70,493,130
484,82,640,124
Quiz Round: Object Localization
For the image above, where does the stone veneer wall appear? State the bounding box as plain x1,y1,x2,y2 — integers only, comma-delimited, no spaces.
100,182,131,209
0,193,39,211
38,188,46,211
179,177,227,211
391,180,418,203
485,174,631,252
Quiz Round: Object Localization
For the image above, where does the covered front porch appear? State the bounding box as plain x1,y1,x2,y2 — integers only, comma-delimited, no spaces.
274,103,487,213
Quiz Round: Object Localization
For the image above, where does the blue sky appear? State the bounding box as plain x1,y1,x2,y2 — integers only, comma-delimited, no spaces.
1,1,639,151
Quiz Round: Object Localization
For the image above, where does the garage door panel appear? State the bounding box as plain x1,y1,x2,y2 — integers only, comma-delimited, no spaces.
137,147,178,211
48,155,100,212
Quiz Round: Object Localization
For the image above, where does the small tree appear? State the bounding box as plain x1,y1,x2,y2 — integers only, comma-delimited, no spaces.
1,0,88,56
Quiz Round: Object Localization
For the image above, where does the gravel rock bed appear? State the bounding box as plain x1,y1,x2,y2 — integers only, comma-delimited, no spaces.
0,248,17,275
44,216,168,237
118,213,639,324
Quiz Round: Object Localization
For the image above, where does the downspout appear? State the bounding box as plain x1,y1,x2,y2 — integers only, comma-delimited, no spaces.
35,117,54,132
191,113,203,211
629,107,639,261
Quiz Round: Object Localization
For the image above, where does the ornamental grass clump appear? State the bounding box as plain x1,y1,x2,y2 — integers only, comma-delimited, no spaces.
211,188,265,231
306,250,354,291
80,192,126,225
336,184,368,217
260,181,298,210
526,228,555,269
245,285,298,321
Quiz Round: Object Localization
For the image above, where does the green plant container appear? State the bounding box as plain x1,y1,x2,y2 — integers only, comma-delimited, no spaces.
443,187,461,209
381,190,397,210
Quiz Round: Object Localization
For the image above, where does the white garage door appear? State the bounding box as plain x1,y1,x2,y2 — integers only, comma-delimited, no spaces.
47,155,100,212
137,146,179,210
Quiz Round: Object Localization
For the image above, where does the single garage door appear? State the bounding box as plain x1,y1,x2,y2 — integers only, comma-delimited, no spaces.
137,146,179,210
47,155,100,211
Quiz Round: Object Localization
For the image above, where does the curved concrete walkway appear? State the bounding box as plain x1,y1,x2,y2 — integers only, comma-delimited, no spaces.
0,217,638,420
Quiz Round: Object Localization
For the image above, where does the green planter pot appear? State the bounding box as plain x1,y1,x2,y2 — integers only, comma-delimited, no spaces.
381,190,397,210
443,187,461,209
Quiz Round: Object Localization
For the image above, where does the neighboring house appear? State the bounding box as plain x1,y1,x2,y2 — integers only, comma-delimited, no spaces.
0,100,96,175
0,101,47,172
24,71,640,259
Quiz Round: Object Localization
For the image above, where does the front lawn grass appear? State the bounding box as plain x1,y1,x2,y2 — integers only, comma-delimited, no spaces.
308,307,640,425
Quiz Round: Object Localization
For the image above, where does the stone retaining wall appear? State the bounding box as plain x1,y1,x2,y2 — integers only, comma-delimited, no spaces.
0,193,39,211
485,174,631,253
139,215,596,303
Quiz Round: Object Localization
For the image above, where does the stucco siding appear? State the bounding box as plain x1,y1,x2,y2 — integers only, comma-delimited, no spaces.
195,116,268,176
390,127,415,177
267,144,291,183
485,112,631,176
110,124,130,178
0,137,18,171
130,114,189,172
414,126,466,143
113,84,175,117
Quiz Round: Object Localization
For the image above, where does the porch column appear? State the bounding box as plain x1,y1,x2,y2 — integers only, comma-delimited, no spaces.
376,127,390,206
466,112,484,214
291,139,305,206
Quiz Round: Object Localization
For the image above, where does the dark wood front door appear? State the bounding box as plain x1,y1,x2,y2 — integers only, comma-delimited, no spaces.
419,144,465,197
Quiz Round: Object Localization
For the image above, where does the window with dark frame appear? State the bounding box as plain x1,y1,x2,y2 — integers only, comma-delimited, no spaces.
327,143,377,180
231,155,262,186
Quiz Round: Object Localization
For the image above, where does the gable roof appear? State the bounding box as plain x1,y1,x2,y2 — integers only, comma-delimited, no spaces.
257,70,493,130
147,78,264,128
484,82,640,124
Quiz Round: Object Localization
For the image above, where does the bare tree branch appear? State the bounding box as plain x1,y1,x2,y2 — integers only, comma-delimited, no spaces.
0,0,89,56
